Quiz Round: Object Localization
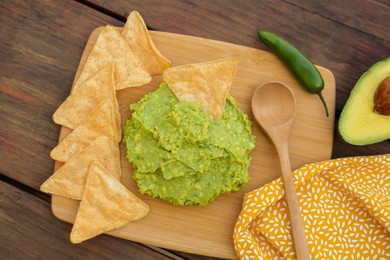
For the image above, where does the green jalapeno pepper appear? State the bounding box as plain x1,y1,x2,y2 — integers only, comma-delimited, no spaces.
257,30,329,117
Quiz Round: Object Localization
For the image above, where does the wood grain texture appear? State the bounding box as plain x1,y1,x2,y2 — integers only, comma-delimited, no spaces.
51,27,335,259
0,180,172,259
86,0,390,156
1,0,389,259
285,0,390,41
0,0,121,188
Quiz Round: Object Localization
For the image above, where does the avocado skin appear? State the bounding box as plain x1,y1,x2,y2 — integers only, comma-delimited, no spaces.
339,57,390,145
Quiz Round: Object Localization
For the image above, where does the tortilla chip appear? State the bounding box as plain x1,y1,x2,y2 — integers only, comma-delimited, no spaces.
50,99,118,162
70,161,149,244
40,136,121,200
163,58,237,120
122,11,172,75
53,63,122,140
74,25,151,90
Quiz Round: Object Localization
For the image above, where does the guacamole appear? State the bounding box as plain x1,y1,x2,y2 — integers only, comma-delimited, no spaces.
124,83,255,206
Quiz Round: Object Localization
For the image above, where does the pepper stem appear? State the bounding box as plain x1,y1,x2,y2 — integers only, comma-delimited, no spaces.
317,92,329,117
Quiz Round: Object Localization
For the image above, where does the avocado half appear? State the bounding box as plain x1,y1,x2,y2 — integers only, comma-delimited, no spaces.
339,57,390,145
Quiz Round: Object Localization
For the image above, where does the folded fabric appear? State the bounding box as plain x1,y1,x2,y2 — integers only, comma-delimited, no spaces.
234,154,390,259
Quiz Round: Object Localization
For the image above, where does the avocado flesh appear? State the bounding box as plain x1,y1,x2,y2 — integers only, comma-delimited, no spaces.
339,57,390,145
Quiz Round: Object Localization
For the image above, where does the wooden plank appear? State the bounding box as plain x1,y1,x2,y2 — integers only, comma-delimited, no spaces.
0,180,172,259
284,0,390,41
51,27,335,259
0,0,122,188
332,133,390,159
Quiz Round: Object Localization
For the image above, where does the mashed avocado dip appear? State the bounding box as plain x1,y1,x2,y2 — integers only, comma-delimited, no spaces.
124,83,255,206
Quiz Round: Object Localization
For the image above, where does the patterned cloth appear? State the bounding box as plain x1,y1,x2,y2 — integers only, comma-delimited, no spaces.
234,154,390,259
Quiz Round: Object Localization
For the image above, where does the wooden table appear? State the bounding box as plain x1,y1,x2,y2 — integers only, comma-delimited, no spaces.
1,1,389,259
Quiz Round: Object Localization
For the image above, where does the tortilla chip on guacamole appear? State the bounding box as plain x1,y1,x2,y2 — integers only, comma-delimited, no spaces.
41,136,121,200
50,99,118,162
163,58,237,120
70,161,149,244
74,25,151,90
122,11,172,75
52,63,121,139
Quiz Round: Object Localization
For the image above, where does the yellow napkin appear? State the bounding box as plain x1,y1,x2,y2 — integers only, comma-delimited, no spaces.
234,154,390,259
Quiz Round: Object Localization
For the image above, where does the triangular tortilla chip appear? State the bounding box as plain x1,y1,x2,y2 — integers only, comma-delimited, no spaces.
122,11,172,75
40,136,121,200
70,161,149,244
74,25,151,90
163,58,237,120
53,63,122,140
50,99,118,162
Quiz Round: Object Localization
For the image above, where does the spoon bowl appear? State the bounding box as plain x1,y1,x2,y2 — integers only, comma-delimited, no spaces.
252,81,296,134
252,81,310,260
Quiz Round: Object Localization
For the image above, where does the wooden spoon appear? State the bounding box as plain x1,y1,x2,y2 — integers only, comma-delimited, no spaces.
252,81,310,260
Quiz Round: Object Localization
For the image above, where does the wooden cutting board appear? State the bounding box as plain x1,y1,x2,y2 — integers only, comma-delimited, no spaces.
51,27,335,259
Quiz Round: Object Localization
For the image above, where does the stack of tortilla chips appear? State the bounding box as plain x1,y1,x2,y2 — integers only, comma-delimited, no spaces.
40,11,172,244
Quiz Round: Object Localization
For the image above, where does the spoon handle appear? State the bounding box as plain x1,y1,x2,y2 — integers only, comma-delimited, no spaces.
278,144,310,260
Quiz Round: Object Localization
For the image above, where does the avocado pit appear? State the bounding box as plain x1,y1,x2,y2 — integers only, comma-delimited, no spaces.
374,76,390,115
